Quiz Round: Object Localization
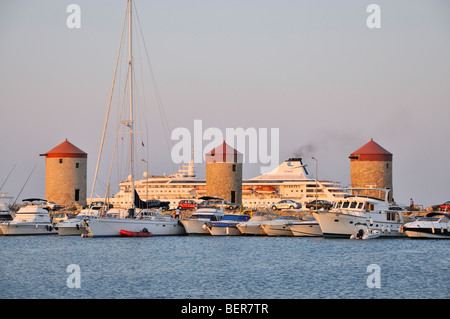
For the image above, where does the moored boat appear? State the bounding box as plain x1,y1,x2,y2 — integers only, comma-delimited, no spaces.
288,215,323,237
180,205,225,235
236,211,278,235
0,199,57,236
203,214,250,236
313,188,406,238
401,212,450,239
261,214,299,236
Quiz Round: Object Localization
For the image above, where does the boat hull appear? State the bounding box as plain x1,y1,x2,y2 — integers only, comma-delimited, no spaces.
56,225,87,236
236,222,265,236
208,225,242,236
180,219,210,235
261,223,293,236
0,223,57,236
403,228,450,239
85,218,185,237
288,222,323,237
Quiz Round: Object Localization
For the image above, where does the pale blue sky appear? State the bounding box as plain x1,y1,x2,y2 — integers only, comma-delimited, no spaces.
0,0,449,207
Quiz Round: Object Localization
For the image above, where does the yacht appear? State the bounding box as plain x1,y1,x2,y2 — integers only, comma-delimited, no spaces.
313,188,407,238
236,211,278,236
85,207,186,237
0,199,57,236
288,215,323,237
261,214,300,236
203,214,250,236
180,205,225,235
401,212,450,239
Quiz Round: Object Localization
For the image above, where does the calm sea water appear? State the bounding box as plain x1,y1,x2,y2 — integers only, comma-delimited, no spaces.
0,235,448,299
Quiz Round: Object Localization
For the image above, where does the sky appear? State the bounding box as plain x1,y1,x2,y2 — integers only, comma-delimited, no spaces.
0,0,449,208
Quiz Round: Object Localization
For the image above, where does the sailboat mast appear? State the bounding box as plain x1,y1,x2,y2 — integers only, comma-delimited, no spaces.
128,0,135,208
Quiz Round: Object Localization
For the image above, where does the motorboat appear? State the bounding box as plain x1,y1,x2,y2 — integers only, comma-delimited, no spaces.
401,212,450,239
261,214,300,236
0,199,57,236
236,211,278,235
288,215,323,237
350,224,381,240
180,206,224,235
55,208,102,236
203,214,250,236
313,188,407,238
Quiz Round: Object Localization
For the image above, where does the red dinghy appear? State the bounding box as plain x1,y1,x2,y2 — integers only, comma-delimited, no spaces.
120,229,154,237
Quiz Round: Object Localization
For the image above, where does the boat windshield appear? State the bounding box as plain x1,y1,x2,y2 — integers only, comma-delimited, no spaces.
191,214,220,221
417,217,440,222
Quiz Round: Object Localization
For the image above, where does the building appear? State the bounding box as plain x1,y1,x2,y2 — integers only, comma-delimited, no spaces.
205,141,243,204
40,139,87,207
349,138,393,202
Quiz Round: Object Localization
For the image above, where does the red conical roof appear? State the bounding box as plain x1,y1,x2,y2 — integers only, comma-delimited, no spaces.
40,139,87,158
349,139,392,161
205,141,242,163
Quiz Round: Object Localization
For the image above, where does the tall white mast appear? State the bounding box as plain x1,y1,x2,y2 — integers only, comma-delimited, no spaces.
128,0,135,207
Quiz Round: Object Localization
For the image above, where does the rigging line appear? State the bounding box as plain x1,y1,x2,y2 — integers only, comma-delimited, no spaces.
89,1,129,204
134,2,175,170
13,161,38,206
0,162,17,193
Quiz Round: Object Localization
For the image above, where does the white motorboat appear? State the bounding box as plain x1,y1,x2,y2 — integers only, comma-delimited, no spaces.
288,215,323,237
0,199,57,236
55,206,102,236
313,188,407,238
236,211,278,235
180,206,225,235
349,224,381,240
401,212,450,239
261,214,300,236
203,214,250,236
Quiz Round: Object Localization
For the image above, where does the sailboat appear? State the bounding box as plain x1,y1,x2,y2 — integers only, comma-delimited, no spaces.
84,0,185,237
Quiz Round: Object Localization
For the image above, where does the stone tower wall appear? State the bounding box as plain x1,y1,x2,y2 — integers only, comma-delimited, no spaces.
45,157,87,207
350,160,393,202
206,162,242,204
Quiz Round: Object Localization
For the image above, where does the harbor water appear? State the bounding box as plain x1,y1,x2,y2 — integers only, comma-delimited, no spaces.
1,235,448,299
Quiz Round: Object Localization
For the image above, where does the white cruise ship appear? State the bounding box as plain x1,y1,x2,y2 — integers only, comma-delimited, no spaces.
101,158,348,209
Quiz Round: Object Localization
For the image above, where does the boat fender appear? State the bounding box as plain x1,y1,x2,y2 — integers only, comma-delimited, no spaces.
76,224,80,230
431,226,435,234
35,224,39,229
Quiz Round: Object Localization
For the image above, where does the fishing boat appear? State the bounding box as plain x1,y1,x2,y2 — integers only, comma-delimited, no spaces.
236,211,278,236
120,229,153,237
203,214,250,236
0,199,57,236
313,188,407,238
83,0,185,237
401,212,450,239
